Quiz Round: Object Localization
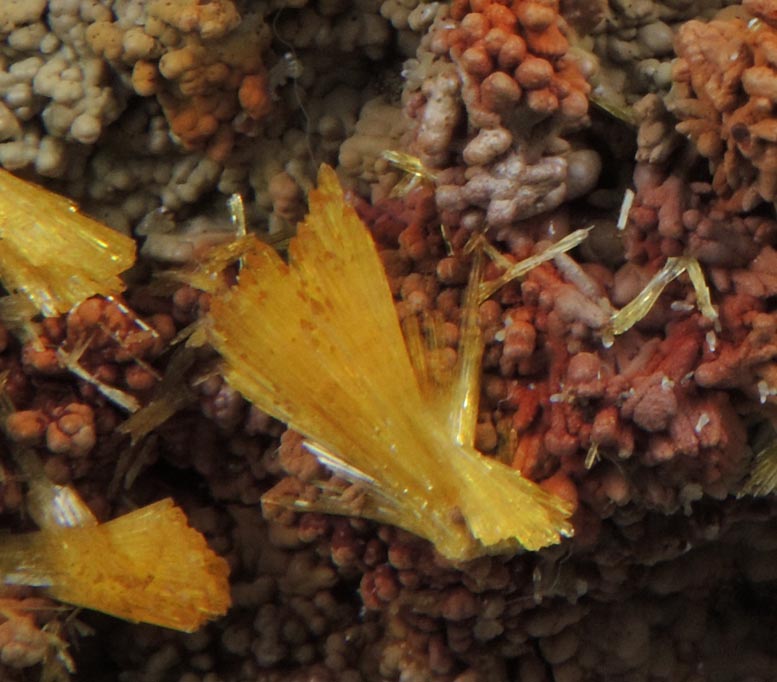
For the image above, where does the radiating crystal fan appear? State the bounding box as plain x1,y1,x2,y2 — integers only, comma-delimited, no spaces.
208,165,573,560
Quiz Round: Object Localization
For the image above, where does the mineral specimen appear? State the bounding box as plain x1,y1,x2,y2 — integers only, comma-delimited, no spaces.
2,1,777,681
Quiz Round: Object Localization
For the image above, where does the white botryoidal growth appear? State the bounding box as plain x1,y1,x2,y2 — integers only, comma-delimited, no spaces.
0,0,124,176
413,65,462,169
34,45,124,145
339,97,408,196
137,207,238,263
436,146,601,226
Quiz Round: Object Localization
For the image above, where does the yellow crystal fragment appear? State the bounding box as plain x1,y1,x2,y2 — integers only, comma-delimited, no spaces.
13,448,97,531
0,499,231,632
381,150,438,182
209,165,572,560
0,169,136,317
609,257,687,338
684,258,719,328
160,235,257,294
381,150,438,197
447,243,486,448
478,228,593,303
605,256,719,342
740,425,777,497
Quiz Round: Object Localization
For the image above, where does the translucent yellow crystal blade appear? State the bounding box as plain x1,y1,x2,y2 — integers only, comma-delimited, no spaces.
448,245,485,448
0,499,231,632
209,165,572,559
0,170,136,316
605,256,718,339
478,228,592,303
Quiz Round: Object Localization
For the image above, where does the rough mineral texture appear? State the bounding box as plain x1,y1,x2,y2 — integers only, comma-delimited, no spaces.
400,0,600,228
2,1,777,682
667,0,777,210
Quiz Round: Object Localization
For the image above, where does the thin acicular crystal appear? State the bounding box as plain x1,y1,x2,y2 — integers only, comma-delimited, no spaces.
684,257,720,329
607,256,718,338
617,188,635,231
448,245,485,448
478,228,593,303
381,150,438,181
57,341,141,413
382,150,438,196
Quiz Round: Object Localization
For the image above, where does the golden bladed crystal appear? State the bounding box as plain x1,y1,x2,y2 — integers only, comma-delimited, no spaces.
0,169,135,318
208,165,573,560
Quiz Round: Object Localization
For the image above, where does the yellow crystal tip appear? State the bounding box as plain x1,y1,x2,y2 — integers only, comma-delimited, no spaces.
209,164,571,559
0,169,136,317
